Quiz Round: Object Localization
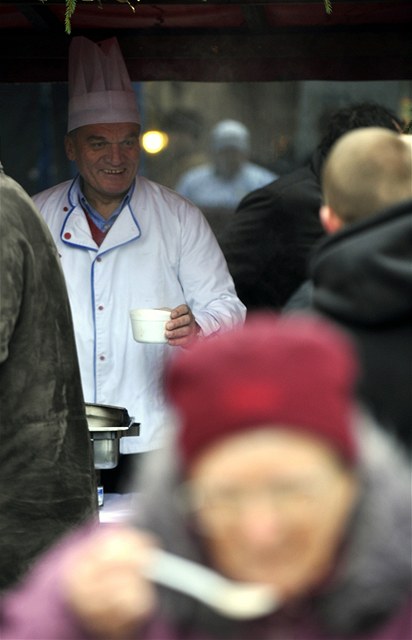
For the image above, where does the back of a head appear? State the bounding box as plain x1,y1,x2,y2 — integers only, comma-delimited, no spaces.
322,128,412,224
317,102,402,162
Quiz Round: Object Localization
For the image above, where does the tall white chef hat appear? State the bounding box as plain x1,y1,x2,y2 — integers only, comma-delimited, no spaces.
67,36,140,133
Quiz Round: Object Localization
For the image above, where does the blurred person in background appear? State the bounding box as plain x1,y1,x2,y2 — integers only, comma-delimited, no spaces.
219,102,403,312
33,37,245,493
154,107,208,189
292,128,411,455
1,313,410,640
0,162,96,592
176,119,277,237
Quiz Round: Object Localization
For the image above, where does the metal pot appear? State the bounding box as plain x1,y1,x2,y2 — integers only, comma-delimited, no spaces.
85,403,140,469
85,403,132,431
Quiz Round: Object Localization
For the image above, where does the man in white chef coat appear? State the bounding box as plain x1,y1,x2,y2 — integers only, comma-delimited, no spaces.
33,37,246,491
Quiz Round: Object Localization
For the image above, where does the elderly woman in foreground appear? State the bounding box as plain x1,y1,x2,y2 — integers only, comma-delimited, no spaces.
1,313,411,640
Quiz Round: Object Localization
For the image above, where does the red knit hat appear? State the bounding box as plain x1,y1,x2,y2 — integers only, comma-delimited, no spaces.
165,313,359,468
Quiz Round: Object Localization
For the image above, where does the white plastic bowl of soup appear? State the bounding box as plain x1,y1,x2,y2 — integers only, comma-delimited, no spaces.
130,308,171,343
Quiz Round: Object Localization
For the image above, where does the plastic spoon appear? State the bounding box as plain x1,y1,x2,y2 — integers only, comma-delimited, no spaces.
141,548,280,619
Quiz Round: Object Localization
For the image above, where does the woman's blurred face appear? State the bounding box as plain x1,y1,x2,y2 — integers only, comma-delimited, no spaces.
186,428,358,602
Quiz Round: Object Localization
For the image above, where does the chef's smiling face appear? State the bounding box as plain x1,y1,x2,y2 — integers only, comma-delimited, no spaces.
65,122,141,205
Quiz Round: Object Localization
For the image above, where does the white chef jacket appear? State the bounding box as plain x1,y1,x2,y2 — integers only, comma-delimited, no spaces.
34,176,246,454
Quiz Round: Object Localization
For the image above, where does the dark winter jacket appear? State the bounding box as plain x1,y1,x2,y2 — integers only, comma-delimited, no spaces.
310,199,412,455
218,150,325,311
0,168,97,591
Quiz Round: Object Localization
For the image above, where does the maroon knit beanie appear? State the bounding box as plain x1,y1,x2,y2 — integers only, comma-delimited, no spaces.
165,313,359,469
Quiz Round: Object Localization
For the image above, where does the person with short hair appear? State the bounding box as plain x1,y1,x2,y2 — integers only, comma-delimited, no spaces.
306,127,412,455
321,127,412,226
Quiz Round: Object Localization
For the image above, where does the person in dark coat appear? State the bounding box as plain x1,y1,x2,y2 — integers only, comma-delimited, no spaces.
303,128,412,455
219,103,402,312
0,314,410,640
0,163,97,591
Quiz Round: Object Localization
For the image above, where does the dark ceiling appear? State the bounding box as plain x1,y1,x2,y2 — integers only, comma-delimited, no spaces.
0,0,411,83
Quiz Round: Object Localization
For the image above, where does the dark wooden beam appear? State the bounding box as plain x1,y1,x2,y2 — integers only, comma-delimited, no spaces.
0,25,411,82
18,2,63,29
